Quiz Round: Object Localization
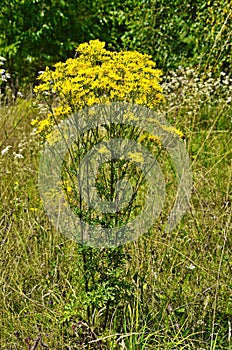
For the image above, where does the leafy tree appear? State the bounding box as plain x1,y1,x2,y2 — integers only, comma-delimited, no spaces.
0,0,105,94
0,0,231,95
104,0,232,75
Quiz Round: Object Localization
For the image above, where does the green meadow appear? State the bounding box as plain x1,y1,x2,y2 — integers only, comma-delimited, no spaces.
0,1,231,349
0,69,231,349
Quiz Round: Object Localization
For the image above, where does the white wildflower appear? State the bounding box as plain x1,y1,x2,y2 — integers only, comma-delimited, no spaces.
1,145,12,156
13,152,24,159
187,263,195,270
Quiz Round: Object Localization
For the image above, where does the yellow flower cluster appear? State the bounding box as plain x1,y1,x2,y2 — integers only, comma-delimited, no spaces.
138,132,162,146
127,152,144,164
33,40,165,134
31,116,54,134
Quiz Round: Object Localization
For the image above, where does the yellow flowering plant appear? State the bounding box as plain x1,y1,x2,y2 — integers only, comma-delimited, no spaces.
33,39,184,227
33,39,165,134
33,40,187,329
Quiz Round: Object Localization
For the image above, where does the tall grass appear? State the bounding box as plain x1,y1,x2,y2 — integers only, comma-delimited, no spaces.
0,70,231,349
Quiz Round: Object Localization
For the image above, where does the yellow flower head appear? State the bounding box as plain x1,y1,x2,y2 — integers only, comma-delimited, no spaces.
34,40,184,141
34,40,164,130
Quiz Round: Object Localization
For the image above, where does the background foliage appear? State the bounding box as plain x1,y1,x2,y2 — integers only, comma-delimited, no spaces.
0,0,231,95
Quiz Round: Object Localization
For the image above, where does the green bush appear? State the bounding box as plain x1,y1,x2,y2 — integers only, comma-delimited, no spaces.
1,0,231,95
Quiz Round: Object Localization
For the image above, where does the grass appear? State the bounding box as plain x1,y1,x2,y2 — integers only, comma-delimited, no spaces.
0,72,231,349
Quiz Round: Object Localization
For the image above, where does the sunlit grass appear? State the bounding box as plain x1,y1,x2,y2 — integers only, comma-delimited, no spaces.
0,78,231,349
